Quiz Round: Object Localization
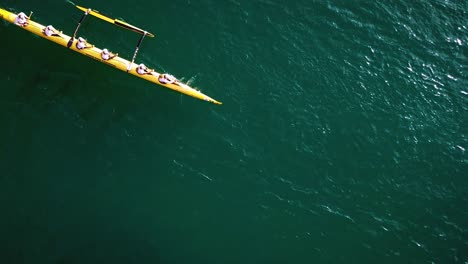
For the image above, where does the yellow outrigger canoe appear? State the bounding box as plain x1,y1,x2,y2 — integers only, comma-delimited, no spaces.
0,6,222,105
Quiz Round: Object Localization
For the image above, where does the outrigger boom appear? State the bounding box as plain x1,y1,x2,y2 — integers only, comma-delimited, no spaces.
0,5,221,104
71,4,151,72
72,4,152,72
74,5,154,37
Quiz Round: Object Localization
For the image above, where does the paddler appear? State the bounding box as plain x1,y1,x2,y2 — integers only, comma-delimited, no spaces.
101,49,118,61
14,12,29,27
76,37,94,50
158,74,176,84
136,64,154,75
42,25,62,37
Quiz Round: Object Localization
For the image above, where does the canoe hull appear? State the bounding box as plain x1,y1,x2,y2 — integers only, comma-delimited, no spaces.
0,8,221,105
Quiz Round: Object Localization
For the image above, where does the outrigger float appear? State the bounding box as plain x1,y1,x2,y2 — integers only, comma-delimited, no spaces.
0,4,222,105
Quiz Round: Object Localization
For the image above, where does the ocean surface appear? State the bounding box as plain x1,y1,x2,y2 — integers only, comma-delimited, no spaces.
1,0,467,263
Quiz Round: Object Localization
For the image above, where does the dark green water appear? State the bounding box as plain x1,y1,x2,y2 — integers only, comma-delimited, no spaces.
1,0,467,263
